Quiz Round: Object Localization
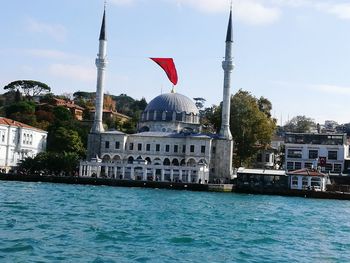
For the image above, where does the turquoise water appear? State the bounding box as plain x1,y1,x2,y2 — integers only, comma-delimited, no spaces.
1,182,350,263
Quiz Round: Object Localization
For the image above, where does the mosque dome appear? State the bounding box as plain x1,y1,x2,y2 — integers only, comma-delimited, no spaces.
145,93,199,115
139,93,201,133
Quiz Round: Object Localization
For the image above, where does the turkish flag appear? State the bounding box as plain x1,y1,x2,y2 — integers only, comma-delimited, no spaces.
319,157,327,167
150,58,178,86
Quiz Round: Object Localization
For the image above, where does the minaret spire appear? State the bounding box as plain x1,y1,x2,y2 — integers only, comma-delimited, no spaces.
99,7,106,41
219,6,234,140
91,5,108,133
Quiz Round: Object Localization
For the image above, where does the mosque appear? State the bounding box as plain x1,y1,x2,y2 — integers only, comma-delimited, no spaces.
79,6,235,184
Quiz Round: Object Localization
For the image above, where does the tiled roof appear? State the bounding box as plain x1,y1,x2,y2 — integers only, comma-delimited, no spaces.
288,168,326,177
0,117,46,133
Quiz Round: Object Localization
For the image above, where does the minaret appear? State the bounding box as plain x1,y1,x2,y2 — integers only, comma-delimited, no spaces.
219,7,234,140
91,7,108,133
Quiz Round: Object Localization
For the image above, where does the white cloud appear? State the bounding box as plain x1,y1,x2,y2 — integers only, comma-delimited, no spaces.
235,1,281,25
26,18,67,42
48,64,96,83
266,0,350,20
24,49,76,60
110,0,134,6
308,84,350,95
23,49,90,63
174,0,281,25
324,3,350,20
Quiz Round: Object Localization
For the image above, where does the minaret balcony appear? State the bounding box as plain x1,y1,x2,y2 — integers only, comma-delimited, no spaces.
222,61,234,71
95,58,108,68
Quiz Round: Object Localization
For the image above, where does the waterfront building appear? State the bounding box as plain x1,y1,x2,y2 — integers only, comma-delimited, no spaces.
80,7,235,183
236,168,288,191
288,168,329,192
284,132,350,174
0,117,47,172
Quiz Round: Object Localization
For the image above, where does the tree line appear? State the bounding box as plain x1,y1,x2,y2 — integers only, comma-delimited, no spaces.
2,79,333,174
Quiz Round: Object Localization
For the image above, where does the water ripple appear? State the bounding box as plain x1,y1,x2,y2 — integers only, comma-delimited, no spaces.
1,181,350,262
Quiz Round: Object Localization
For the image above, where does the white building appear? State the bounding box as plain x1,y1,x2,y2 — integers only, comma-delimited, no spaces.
288,168,329,192
285,133,350,174
0,117,47,172
80,7,235,183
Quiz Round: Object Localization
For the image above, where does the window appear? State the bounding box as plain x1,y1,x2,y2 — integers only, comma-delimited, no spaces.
328,151,338,160
1,133,4,142
265,154,270,163
165,145,170,152
105,141,110,149
287,149,302,158
334,164,342,173
174,145,178,153
325,163,332,172
291,176,298,187
138,143,142,151
308,150,318,159
114,141,119,149
295,162,302,170
302,177,308,188
182,145,186,153
190,145,195,153
287,162,294,170
156,144,160,152
212,147,216,154
146,144,150,151
129,143,134,151
201,146,206,154
304,162,312,169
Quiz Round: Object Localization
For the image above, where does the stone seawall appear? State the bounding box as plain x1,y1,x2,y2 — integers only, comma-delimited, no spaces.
0,173,209,192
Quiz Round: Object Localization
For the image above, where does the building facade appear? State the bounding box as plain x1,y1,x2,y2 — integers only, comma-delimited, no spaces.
80,7,235,183
0,117,47,172
284,133,350,174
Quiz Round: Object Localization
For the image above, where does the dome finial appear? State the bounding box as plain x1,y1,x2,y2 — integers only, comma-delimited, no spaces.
171,85,176,93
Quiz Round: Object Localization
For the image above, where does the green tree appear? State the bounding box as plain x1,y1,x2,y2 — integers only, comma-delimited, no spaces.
257,96,272,118
47,127,85,156
5,101,36,125
230,90,276,166
203,90,276,167
53,106,72,122
4,80,51,98
284,115,316,133
18,152,79,176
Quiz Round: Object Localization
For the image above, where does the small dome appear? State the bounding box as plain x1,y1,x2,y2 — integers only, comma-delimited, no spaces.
145,93,199,115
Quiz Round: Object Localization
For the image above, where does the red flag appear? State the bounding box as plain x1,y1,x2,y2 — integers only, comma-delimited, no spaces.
150,58,178,86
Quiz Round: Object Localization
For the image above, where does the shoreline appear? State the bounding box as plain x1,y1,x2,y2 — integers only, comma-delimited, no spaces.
1,173,350,200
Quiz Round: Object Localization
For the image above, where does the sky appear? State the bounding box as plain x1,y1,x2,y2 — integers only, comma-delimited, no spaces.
1,0,350,125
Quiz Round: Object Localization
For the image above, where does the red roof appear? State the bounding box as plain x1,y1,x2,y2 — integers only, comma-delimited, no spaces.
0,117,46,132
288,168,326,177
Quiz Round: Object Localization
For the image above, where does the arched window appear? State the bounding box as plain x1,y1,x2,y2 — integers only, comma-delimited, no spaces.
127,156,134,164
187,158,196,166
102,155,111,163
145,157,152,164
172,159,179,166
163,158,170,166
113,155,121,163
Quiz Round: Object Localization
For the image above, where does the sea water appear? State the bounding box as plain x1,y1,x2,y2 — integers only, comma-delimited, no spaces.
0,181,350,262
